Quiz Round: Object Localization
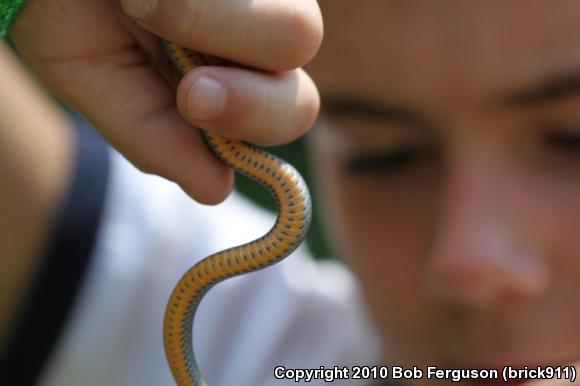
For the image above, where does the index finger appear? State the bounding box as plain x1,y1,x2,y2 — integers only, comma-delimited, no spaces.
120,0,323,71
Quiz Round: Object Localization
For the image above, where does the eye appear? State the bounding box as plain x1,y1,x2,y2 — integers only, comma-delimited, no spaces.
544,130,580,153
342,145,430,175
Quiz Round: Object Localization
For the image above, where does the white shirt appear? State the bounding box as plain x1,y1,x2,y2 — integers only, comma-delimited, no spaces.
39,151,381,386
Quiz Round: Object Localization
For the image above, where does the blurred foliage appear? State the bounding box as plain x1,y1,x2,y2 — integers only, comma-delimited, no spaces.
234,136,333,260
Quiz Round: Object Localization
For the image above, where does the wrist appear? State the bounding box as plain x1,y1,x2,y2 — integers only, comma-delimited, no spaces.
0,40,74,346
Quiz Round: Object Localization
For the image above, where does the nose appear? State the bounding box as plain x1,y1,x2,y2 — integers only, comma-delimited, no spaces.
427,151,549,306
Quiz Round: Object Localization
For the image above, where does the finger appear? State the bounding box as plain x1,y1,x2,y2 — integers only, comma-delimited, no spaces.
10,0,234,204
120,0,323,71
176,67,320,146
47,59,234,205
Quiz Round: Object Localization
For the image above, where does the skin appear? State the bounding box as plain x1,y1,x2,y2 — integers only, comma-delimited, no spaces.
2,0,322,356
3,0,322,347
6,0,580,385
10,0,322,203
0,42,72,348
306,0,580,383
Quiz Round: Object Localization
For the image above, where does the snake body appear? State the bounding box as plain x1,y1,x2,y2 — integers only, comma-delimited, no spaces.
162,42,312,386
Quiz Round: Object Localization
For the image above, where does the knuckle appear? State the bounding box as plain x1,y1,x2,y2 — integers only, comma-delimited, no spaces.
278,2,324,69
252,70,318,145
285,70,320,140
133,159,160,176
144,0,206,44
252,87,275,144
179,0,206,45
121,0,159,23
180,168,234,205
282,94,318,144
297,88,320,136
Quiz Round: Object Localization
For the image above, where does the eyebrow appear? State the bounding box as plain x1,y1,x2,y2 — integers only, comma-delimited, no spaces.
322,70,580,123
321,95,425,125
497,71,580,107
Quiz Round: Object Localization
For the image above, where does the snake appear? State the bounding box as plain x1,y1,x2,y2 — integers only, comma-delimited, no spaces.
162,41,312,386
0,1,311,384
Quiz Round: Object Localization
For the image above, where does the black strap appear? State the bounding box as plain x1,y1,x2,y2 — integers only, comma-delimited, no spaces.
0,113,110,385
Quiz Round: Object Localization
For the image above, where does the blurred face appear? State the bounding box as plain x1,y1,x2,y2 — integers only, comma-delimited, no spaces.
307,0,580,381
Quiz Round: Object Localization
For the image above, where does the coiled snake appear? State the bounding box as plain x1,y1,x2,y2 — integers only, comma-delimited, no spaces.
162,42,312,386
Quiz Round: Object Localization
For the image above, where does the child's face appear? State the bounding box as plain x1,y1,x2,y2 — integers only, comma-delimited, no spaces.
307,0,580,379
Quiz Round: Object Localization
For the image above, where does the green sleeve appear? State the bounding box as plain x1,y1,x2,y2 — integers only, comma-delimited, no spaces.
0,0,28,38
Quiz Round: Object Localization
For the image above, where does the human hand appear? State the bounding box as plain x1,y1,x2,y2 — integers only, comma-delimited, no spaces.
10,0,322,203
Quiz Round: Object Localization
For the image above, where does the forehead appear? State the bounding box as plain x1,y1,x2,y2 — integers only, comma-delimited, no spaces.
309,0,580,112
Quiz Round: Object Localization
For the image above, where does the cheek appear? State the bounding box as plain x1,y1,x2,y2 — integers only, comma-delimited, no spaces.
481,172,580,357
317,149,428,262
314,145,442,360
312,126,580,365
334,177,432,287
527,177,580,307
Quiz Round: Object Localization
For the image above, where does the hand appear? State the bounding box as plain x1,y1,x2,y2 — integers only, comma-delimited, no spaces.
10,0,322,203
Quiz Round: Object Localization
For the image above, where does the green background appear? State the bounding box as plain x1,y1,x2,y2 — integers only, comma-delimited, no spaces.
235,138,332,260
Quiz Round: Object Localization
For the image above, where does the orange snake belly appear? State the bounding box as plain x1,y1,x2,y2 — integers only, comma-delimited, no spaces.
162,42,312,386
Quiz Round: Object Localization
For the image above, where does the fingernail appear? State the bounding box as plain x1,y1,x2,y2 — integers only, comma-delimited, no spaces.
121,0,157,22
187,76,226,121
